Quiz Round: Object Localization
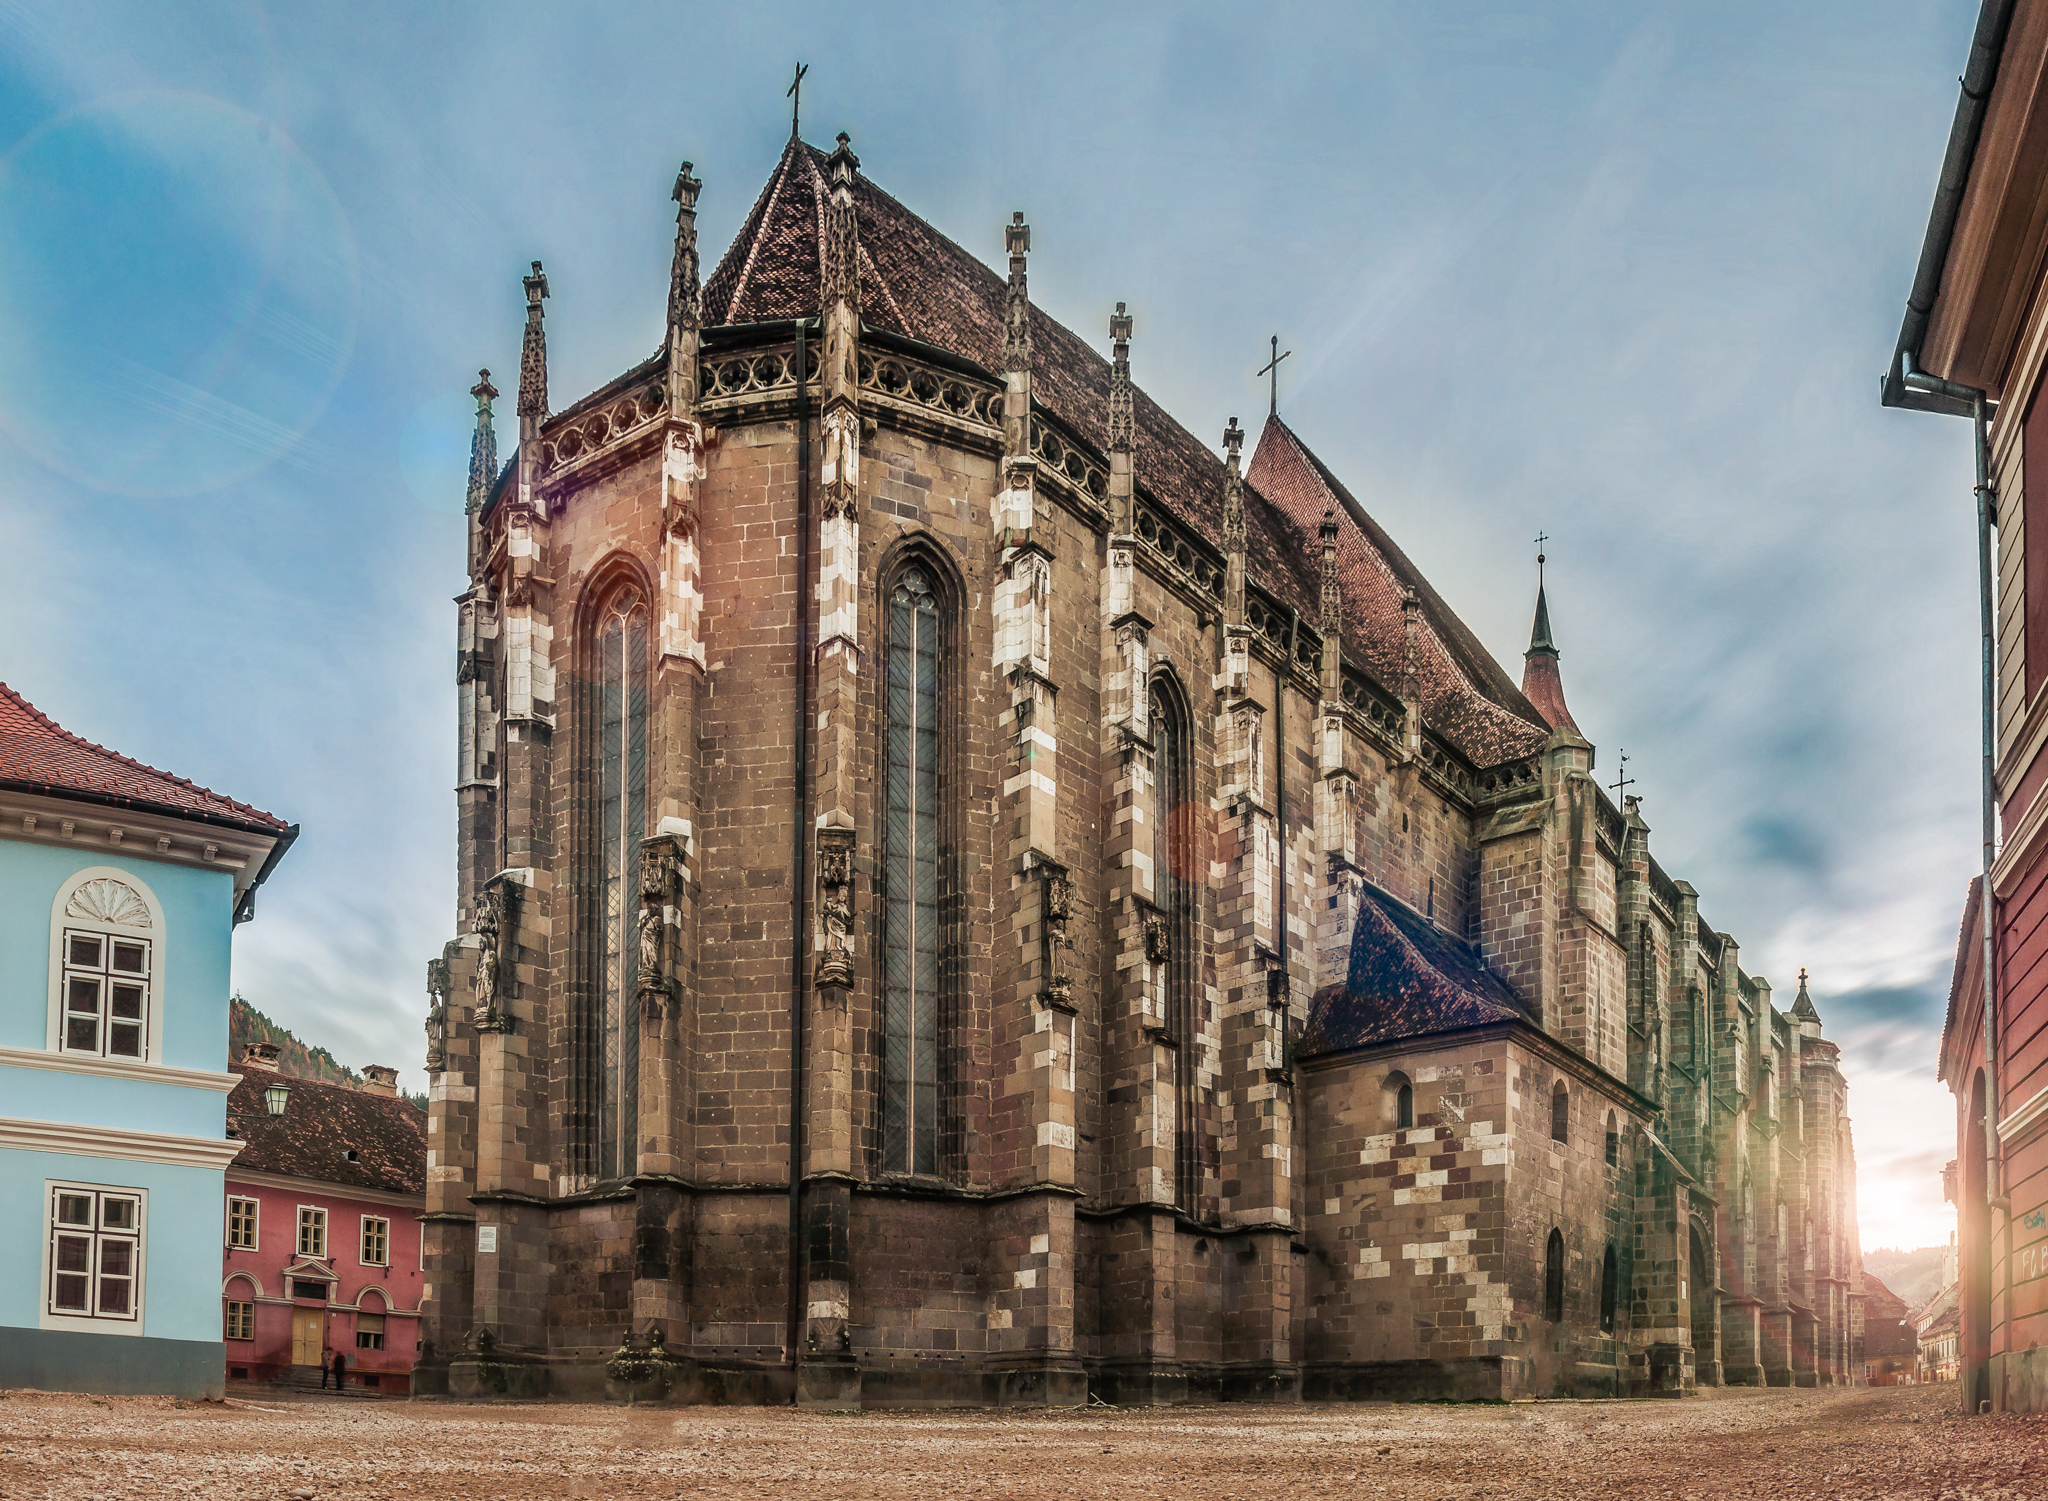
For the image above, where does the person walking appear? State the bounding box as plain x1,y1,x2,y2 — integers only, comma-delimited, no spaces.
328,1349,346,1391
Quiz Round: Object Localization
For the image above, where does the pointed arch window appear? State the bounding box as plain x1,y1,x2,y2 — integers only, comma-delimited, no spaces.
1551,1081,1570,1144
1152,676,1198,1210
1599,1243,1618,1333
1544,1228,1566,1322
595,590,648,1180
883,564,943,1175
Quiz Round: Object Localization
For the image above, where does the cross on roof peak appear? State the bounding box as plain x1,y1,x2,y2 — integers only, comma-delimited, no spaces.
1257,335,1292,417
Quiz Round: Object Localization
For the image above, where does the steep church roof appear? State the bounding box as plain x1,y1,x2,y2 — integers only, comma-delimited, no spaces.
1246,415,1552,766
1302,882,1535,1056
0,681,290,833
699,138,1553,769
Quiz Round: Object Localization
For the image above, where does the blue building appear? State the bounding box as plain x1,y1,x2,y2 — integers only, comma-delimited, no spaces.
0,683,293,1397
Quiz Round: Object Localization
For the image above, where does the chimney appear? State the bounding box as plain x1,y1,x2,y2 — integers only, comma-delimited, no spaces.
241,1041,281,1072
361,1065,399,1098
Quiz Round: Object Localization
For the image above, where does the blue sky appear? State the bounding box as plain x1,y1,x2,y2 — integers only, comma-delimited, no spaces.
0,1,1983,1251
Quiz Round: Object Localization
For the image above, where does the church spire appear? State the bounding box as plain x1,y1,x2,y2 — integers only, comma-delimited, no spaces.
516,260,549,515
1221,417,1247,629
1790,966,1822,1025
1528,581,1557,654
1107,302,1134,538
667,160,703,415
465,370,498,516
1519,551,1578,733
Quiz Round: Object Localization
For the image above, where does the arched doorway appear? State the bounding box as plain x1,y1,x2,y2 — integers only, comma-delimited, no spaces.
1690,1219,1717,1384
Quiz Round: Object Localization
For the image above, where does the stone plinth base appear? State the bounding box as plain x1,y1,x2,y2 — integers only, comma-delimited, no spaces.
1088,1360,1188,1407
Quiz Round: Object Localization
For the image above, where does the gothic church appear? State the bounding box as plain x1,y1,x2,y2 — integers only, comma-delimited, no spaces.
419,127,1866,1404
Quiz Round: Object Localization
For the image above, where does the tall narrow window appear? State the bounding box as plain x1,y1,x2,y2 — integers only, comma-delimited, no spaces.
1397,1082,1415,1131
1600,1243,1618,1332
1544,1228,1565,1322
1551,1082,1570,1144
597,592,649,1180
884,566,941,1175
1154,680,1196,1209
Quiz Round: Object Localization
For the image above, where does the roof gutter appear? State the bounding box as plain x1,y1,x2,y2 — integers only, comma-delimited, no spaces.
1880,0,2017,417
235,821,300,925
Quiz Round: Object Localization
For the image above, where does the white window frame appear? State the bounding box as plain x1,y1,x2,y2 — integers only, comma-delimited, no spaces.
359,1214,389,1268
225,1298,255,1340
297,1204,328,1260
226,1196,260,1251
45,867,167,1065
40,1180,146,1334
355,1311,386,1351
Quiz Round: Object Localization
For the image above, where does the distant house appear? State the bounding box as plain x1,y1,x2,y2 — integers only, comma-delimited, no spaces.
1919,1284,1961,1386
222,1047,425,1392
1861,1275,1920,1385
0,682,293,1398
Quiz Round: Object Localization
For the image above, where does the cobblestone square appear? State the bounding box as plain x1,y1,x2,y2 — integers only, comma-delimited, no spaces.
3,1384,2042,1501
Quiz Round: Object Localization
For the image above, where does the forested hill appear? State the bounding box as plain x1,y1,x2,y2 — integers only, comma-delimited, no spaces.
228,994,363,1089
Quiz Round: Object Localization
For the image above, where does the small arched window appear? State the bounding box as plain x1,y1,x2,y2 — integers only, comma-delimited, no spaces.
1550,1081,1569,1144
1604,1110,1619,1167
1599,1243,1618,1332
50,868,162,1062
1383,1071,1414,1133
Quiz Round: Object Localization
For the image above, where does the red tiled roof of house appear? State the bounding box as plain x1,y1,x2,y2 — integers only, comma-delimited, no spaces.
226,1065,425,1197
0,681,290,834
1302,882,1535,1056
703,139,1539,756
1248,415,1552,766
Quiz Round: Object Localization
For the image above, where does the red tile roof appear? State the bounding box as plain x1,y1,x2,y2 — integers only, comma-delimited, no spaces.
1303,882,1534,1056
1248,416,1552,766
700,139,1546,770
226,1066,425,1197
0,681,290,834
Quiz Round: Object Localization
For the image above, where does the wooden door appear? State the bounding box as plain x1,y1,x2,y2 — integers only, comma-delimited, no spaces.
291,1308,324,1366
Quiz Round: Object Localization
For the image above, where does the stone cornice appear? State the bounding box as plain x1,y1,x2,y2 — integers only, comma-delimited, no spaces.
0,1045,239,1094
0,1113,242,1170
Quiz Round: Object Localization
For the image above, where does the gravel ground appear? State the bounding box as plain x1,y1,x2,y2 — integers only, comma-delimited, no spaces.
1,1381,2043,1501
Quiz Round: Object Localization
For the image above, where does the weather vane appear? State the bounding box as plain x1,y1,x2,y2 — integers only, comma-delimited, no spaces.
1611,748,1636,806
1535,530,1548,590
1257,334,1291,417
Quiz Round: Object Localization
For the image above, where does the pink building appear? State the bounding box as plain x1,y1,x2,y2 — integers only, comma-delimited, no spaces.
220,1045,426,1393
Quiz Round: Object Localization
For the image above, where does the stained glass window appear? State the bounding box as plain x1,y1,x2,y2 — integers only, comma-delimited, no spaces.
1153,681,1197,1210
884,567,940,1175
598,593,648,1180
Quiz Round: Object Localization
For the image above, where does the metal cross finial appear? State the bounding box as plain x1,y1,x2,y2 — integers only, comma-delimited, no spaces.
1535,530,1548,589
1257,334,1292,417
786,62,809,140
1610,749,1635,807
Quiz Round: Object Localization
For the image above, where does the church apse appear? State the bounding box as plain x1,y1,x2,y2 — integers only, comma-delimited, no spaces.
415,122,1866,1407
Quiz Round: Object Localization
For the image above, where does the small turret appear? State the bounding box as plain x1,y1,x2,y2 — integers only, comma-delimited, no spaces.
1520,580,1579,733
1790,966,1822,1027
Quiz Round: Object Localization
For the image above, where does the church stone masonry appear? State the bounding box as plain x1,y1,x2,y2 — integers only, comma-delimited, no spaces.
417,128,1865,1405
